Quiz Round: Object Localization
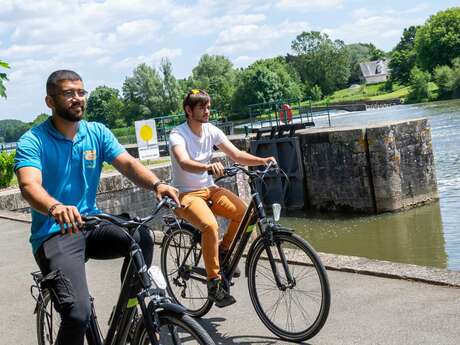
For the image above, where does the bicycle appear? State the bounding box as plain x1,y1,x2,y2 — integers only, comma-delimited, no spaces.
160,163,331,342
30,197,215,345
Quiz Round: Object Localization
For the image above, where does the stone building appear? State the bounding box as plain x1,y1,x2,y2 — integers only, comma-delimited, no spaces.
359,59,390,84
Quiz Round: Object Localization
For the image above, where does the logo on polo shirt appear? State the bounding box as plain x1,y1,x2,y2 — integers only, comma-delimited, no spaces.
84,150,97,168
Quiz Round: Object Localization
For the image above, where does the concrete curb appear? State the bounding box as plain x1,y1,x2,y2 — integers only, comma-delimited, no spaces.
3,211,459,288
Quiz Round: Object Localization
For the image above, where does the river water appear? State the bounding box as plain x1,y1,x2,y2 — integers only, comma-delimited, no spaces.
279,99,460,271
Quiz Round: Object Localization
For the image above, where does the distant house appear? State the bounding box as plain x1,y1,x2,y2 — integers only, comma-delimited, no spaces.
359,59,390,84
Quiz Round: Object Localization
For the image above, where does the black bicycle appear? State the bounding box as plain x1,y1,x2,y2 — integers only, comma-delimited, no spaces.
160,163,331,342
30,197,215,345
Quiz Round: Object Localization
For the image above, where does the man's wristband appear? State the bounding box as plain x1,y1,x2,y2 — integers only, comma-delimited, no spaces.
152,180,166,192
48,203,62,217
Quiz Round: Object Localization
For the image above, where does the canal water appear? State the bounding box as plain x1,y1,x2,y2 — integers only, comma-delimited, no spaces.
280,99,460,271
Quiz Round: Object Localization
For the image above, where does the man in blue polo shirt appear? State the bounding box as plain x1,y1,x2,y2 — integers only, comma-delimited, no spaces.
15,70,179,345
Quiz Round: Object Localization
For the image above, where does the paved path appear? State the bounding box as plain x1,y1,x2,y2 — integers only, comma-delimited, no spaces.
2,218,460,345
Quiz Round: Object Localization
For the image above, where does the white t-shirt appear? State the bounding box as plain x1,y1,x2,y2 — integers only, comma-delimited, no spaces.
169,122,227,192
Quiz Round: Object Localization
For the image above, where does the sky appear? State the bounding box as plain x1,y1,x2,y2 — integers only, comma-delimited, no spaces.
1,0,459,122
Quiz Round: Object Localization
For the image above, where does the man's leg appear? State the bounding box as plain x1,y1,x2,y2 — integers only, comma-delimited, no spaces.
175,190,220,280
84,221,154,284
34,232,91,345
209,187,247,250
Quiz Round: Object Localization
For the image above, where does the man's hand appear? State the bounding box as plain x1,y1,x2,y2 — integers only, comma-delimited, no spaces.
263,156,277,166
50,204,83,234
207,162,225,177
155,183,180,206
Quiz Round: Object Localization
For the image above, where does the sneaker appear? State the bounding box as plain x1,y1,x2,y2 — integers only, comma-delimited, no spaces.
207,277,236,308
219,247,241,278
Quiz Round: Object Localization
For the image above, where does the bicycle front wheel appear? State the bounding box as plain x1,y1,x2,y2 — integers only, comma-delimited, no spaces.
132,310,215,345
247,232,330,342
161,225,213,317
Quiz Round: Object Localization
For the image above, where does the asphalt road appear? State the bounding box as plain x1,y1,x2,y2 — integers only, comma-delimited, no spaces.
2,218,460,345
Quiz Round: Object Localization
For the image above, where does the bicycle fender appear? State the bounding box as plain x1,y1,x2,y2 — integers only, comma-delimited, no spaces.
151,301,186,314
244,226,294,277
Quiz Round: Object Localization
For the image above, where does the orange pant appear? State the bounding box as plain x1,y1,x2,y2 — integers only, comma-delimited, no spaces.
174,187,246,280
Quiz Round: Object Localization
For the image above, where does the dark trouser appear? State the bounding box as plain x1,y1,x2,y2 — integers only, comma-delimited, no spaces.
34,222,154,345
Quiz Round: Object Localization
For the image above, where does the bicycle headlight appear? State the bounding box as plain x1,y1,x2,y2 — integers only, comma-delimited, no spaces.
148,265,167,290
272,203,281,221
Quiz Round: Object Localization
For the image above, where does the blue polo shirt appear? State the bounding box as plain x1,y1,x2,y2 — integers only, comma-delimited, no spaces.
14,118,126,253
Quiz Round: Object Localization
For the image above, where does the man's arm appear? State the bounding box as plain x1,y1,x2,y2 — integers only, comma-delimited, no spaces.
217,138,276,166
171,144,225,176
16,167,82,234
111,152,180,204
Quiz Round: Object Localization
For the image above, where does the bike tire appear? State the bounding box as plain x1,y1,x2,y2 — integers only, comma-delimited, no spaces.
132,310,215,345
36,291,61,345
247,231,330,342
160,225,213,317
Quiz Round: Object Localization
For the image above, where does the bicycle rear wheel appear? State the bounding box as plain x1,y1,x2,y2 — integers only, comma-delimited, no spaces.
160,225,213,317
247,231,330,342
36,291,60,345
133,310,215,345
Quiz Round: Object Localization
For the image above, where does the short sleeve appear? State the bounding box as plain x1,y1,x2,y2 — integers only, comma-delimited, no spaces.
100,124,126,163
14,132,42,172
169,130,186,148
211,125,227,146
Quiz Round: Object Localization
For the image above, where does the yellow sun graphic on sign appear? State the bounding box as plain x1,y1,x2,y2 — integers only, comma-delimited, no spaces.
140,124,154,142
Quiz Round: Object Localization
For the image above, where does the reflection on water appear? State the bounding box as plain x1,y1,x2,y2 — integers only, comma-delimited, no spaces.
281,99,460,270
281,202,446,268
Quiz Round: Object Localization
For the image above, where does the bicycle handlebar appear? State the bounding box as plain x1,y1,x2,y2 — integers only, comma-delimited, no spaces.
210,162,279,183
82,196,178,227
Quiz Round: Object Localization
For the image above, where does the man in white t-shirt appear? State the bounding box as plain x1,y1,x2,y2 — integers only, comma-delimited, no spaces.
169,89,276,307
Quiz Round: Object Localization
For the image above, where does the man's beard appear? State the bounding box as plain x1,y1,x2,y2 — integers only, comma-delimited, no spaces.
55,102,85,122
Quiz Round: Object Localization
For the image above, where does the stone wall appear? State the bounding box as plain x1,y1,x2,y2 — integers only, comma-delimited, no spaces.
290,118,437,213
0,119,438,216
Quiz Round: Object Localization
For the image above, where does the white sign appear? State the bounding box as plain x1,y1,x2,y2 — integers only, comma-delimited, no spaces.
135,119,159,160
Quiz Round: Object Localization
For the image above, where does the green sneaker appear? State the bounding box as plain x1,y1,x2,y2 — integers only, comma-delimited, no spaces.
207,277,236,308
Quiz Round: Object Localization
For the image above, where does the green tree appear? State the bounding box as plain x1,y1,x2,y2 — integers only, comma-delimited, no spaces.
407,67,432,103
159,58,181,115
30,113,49,126
389,26,419,84
0,60,9,98
415,7,460,71
87,86,125,128
289,31,351,95
191,54,236,114
433,58,460,99
0,120,29,143
231,58,302,114
122,63,163,124
433,65,455,99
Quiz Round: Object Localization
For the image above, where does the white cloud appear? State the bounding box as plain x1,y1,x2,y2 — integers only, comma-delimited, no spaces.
113,48,183,70
233,55,258,67
172,13,266,35
276,0,343,10
207,20,309,55
107,19,161,45
324,8,426,50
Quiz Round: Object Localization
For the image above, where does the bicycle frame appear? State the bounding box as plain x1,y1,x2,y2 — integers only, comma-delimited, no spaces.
173,166,295,290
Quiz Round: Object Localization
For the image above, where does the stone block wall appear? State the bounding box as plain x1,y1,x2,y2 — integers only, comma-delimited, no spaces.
367,119,438,212
296,118,438,213
299,127,376,212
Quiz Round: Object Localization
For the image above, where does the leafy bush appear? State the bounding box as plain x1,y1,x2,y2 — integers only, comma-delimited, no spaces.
309,85,323,101
407,67,432,103
0,150,15,188
433,65,454,99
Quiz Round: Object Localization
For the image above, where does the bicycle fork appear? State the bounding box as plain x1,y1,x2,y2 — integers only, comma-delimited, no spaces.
263,235,296,290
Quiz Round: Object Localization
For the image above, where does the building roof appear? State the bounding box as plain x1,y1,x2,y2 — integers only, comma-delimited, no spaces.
359,59,389,78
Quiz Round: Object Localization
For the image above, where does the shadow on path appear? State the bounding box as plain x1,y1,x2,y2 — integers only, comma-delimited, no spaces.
197,316,313,345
